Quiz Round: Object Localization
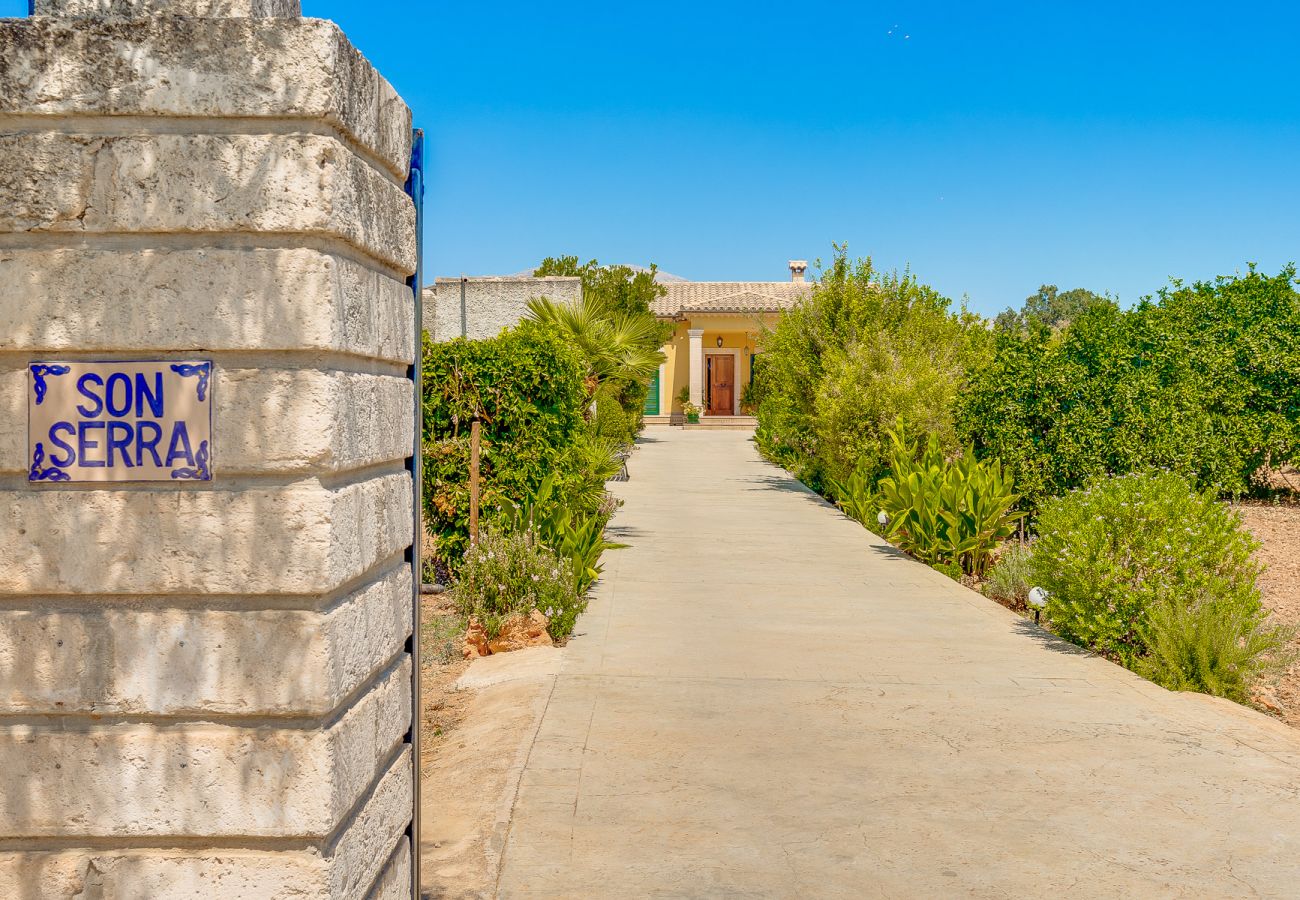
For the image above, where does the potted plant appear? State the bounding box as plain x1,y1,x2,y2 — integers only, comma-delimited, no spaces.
740,380,758,415
674,387,700,425
675,387,701,424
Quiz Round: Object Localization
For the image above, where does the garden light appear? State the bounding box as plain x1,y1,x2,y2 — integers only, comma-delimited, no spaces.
877,511,888,527
1028,586,1048,624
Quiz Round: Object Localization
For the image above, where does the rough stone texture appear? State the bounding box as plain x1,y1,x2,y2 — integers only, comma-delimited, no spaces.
1,7,416,892
1,472,411,596
34,0,302,15
0,132,415,273
0,248,415,363
325,750,413,899
0,657,409,838
0,851,327,900
0,753,413,900
0,17,409,179
0,564,411,716
368,839,412,900
463,609,553,658
1,364,412,476
425,275,582,340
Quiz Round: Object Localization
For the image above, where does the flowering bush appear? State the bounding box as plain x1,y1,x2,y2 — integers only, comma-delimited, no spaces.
453,527,585,641
1030,471,1286,698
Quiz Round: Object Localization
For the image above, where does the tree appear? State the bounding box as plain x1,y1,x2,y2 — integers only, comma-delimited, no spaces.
525,292,665,388
963,265,1300,509
754,245,990,492
995,284,1111,333
534,256,670,330
530,256,673,439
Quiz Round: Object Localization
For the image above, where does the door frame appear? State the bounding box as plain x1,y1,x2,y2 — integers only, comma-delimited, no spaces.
703,349,741,415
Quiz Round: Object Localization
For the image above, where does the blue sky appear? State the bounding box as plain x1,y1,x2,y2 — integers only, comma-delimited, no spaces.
6,2,1299,314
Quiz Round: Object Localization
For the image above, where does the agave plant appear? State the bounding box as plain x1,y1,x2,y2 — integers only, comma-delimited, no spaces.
875,427,1023,576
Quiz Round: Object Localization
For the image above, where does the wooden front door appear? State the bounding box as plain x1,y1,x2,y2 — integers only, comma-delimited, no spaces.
706,354,734,416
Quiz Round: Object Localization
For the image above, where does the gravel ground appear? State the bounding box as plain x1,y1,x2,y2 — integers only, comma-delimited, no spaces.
1236,501,1300,726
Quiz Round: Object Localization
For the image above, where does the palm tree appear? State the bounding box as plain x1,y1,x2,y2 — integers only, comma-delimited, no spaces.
526,294,665,388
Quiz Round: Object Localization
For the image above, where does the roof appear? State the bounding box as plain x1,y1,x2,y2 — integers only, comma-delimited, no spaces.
653,281,813,317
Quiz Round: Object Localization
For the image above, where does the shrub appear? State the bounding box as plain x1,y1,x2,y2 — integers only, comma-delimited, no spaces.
1137,593,1292,702
826,461,878,529
985,542,1033,607
961,266,1300,510
453,527,585,641
875,429,1022,576
592,386,633,442
499,472,627,595
421,323,589,563
754,245,989,492
1031,471,1265,670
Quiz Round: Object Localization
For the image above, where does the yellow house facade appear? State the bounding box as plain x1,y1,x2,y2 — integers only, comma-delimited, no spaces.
644,263,813,423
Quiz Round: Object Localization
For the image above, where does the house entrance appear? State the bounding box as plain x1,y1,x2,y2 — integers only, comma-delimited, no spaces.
705,353,735,416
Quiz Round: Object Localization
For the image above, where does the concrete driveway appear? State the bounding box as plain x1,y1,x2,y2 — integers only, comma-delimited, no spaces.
495,427,1300,898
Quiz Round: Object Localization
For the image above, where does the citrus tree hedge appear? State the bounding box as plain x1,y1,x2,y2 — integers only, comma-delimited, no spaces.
959,265,1300,510
421,322,588,564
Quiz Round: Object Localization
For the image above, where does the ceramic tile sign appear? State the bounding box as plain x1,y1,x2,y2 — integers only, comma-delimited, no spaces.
28,360,212,483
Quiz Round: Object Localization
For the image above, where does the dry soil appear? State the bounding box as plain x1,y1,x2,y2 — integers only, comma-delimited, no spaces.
1237,501,1300,726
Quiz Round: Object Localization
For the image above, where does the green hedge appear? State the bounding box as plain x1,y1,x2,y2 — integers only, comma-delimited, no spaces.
422,322,588,564
960,266,1300,509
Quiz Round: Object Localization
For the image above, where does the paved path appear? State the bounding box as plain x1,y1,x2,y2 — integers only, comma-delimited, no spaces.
495,428,1300,898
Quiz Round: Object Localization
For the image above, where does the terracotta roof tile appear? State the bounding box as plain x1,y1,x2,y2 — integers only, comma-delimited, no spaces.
654,281,812,317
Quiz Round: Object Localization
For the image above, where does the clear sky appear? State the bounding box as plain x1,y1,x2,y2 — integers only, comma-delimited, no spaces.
5,1,1299,315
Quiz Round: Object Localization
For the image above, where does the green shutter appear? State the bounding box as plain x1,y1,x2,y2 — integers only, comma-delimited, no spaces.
643,369,660,415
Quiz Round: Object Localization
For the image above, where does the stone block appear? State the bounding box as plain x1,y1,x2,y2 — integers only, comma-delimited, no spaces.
0,751,412,899
0,472,412,596
1,16,408,178
0,247,415,363
326,750,413,898
0,132,416,274
33,0,302,15
367,839,412,900
0,657,410,838
0,364,412,477
0,851,325,900
0,563,411,717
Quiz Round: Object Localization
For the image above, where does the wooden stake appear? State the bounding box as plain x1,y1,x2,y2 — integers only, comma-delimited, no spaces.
469,418,481,546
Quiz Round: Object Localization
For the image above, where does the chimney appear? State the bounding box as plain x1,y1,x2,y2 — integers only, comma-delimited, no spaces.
788,260,808,283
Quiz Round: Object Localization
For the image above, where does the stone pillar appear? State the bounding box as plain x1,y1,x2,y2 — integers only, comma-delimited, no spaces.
0,3,418,898
687,328,705,409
